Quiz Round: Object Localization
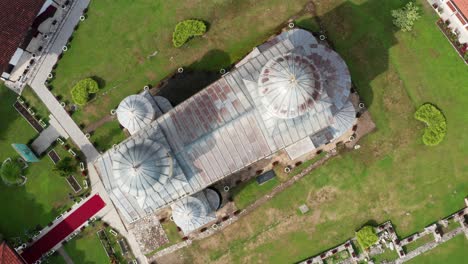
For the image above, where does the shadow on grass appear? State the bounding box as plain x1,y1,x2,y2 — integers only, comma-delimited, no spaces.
156,49,230,106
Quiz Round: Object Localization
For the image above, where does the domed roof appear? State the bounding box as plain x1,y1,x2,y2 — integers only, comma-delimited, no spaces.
116,94,155,134
172,196,214,233
258,54,323,119
112,138,173,197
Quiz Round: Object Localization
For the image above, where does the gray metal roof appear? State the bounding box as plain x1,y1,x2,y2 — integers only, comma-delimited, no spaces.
171,194,216,234
94,29,356,223
116,94,155,135
112,138,173,197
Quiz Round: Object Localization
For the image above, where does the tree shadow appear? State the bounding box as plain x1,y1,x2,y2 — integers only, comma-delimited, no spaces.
91,76,106,89
0,86,22,142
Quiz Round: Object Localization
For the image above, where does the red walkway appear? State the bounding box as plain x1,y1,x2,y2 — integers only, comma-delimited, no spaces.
21,194,106,263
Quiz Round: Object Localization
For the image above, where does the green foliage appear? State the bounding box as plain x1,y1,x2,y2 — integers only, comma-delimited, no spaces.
356,226,378,249
54,157,76,177
172,19,206,48
414,103,447,146
0,160,23,185
392,2,420,32
70,78,99,105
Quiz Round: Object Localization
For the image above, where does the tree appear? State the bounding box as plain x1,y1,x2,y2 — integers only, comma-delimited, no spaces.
70,78,99,105
414,103,447,146
54,157,75,177
172,20,207,48
356,226,378,249
1,160,23,185
392,2,421,32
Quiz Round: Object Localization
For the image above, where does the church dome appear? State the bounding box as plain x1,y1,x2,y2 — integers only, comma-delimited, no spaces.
116,94,155,134
258,54,323,119
112,138,173,197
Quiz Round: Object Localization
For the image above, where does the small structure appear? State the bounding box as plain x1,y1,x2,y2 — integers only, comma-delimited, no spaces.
298,204,310,214
429,0,468,43
256,170,276,185
0,241,25,264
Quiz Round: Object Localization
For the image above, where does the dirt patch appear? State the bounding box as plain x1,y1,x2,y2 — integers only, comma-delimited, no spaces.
308,186,339,205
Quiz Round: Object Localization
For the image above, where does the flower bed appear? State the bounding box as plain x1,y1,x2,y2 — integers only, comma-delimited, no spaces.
436,19,468,64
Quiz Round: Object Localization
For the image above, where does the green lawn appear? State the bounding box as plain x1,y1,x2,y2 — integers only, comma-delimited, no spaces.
157,0,468,263
90,120,126,152
0,85,73,241
407,235,468,264
232,178,280,210
404,234,435,253
48,0,309,149
62,224,109,264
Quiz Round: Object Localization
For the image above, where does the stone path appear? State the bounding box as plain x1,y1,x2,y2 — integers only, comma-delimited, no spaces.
57,247,74,264
23,1,147,263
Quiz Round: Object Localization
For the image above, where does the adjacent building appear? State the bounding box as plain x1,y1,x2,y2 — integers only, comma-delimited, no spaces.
94,29,357,234
431,0,468,43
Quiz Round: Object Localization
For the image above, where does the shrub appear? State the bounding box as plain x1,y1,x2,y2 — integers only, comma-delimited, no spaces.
356,226,378,249
70,78,99,105
1,160,23,185
172,20,206,48
54,157,76,177
392,2,421,32
414,103,447,146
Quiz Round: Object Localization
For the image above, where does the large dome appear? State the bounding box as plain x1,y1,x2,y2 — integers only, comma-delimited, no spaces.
172,196,213,233
112,138,173,197
116,94,155,134
258,54,322,119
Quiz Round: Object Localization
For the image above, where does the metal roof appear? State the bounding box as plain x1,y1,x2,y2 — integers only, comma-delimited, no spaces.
95,29,356,223
116,94,155,135
171,194,216,234
112,138,173,197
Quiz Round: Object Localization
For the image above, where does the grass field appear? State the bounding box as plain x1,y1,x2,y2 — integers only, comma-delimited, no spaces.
154,0,468,263
232,178,280,210
0,86,74,241
50,0,310,133
62,224,109,264
408,234,468,263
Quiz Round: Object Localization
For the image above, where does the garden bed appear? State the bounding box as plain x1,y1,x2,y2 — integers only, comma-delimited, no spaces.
436,19,468,64
404,234,434,253
13,101,44,132
48,149,61,164
441,218,461,234
66,175,82,193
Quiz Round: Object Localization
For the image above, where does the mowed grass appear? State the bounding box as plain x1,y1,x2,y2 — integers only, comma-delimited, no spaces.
156,0,468,263
407,234,468,264
51,0,310,128
62,224,109,264
0,85,72,240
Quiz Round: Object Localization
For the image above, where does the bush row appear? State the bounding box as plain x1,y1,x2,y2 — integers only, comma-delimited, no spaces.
414,103,447,146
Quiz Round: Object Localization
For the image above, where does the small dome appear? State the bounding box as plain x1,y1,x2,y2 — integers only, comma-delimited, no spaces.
112,138,173,197
116,94,155,134
172,196,214,233
258,54,322,119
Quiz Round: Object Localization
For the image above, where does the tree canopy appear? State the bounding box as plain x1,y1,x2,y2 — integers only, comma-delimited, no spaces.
172,20,207,48
392,2,421,32
356,226,379,249
54,157,76,177
71,78,99,105
414,103,447,146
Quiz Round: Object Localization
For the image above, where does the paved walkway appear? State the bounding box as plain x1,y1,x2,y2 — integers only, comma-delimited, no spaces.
57,247,74,264
25,1,147,263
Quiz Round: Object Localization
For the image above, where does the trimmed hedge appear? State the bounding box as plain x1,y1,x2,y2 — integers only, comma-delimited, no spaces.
356,226,378,249
71,78,99,105
172,20,206,48
414,103,446,146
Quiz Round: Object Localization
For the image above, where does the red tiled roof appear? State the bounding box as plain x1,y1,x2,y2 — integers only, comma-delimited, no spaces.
456,13,467,25
0,0,46,73
448,1,457,12
453,0,468,18
0,242,25,264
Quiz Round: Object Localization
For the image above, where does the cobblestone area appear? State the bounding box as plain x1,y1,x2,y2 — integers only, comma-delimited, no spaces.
130,214,169,255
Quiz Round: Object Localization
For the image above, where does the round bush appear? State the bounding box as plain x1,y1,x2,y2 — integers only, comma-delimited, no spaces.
172,20,206,48
414,103,447,146
356,226,378,249
1,160,23,186
70,78,99,105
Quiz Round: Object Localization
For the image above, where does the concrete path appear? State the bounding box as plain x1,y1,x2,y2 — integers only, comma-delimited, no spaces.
57,247,74,264
25,1,147,263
